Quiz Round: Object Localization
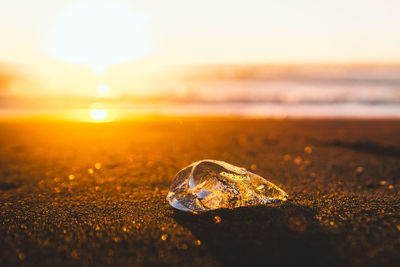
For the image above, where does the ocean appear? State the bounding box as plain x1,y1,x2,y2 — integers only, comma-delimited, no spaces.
124,64,400,118
1,64,400,119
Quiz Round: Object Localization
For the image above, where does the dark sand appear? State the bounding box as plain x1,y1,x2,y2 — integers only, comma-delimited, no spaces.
0,118,399,266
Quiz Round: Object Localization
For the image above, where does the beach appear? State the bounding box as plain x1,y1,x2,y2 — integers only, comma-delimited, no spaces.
0,118,399,266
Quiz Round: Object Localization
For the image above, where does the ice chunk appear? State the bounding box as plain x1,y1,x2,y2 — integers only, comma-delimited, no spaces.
167,160,287,212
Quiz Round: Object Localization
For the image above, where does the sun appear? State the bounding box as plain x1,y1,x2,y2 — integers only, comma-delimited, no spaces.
87,102,110,122
47,0,149,66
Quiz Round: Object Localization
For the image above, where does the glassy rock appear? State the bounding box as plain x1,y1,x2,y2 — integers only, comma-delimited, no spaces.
167,160,288,212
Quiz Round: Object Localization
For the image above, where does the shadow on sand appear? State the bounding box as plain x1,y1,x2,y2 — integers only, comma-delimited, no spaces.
173,202,341,267
322,139,400,158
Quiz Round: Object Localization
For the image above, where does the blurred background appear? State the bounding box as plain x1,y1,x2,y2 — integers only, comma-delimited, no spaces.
1,0,400,121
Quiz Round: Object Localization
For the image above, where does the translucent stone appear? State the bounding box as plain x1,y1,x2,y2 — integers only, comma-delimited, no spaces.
167,160,288,212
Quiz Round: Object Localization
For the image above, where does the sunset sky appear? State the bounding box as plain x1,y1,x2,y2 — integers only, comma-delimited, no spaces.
1,0,400,121
1,0,400,67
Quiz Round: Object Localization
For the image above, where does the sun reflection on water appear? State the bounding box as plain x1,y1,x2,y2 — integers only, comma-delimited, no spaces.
61,103,119,122
90,109,108,121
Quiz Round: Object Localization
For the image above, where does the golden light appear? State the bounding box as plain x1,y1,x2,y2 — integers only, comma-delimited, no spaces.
92,65,107,76
90,109,108,121
96,84,110,96
46,0,149,66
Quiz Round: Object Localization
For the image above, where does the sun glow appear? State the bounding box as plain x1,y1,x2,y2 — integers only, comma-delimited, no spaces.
96,84,110,96
92,65,107,76
90,109,108,121
47,0,149,66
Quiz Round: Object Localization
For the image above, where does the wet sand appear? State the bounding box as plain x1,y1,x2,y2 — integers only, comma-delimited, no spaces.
0,118,399,266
